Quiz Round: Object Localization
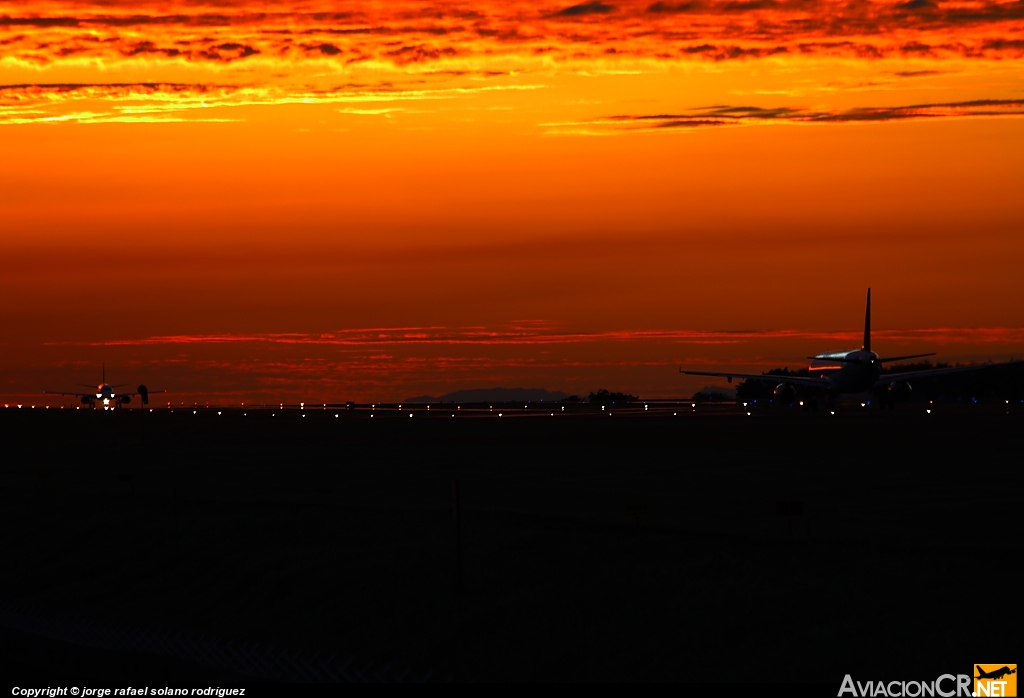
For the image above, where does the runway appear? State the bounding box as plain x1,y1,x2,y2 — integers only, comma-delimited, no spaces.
1,405,1019,681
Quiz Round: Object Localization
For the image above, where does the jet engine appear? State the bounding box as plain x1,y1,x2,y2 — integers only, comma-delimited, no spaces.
138,385,149,405
120,395,131,405
888,381,912,399
80,396,93,406
774,382,797,405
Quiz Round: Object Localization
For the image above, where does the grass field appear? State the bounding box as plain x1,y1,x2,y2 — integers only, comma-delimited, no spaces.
1,405,1019,681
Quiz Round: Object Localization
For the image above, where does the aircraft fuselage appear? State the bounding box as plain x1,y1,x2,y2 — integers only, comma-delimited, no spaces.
809,349,881,394
90,383,123,407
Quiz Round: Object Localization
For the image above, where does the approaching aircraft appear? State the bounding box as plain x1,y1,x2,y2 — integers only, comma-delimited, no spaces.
976,666,1016,681
681,289,1020,407
44,364,165,409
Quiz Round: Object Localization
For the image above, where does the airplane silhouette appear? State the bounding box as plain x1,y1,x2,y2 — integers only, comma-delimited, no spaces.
976,666,1016,681
681,289,1021,406
44,363,165,409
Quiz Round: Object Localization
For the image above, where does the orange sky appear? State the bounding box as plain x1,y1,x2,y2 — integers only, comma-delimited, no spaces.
2,1,1023,403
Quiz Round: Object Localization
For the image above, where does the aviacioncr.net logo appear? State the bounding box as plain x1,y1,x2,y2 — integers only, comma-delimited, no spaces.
975,665,1017,697
838,674,973,697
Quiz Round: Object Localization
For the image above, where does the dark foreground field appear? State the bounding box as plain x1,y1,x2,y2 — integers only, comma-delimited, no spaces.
1,404,1019,682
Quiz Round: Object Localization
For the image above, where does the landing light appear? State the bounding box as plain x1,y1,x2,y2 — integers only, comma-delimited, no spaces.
830,411,835,415
218,411,221,415
926,409,931,414
335,414,338,418
409,413,413,417
799,401,804,406
860,403,866,408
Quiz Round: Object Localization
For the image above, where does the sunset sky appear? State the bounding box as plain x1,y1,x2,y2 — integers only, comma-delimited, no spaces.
2,0,1023,404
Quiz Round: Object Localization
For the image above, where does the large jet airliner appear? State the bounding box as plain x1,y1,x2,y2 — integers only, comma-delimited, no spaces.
681,289,1020,407
45,364,164,409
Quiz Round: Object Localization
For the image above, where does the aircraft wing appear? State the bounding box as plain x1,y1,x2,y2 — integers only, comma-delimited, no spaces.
680,369,832,389
874,360,1023,388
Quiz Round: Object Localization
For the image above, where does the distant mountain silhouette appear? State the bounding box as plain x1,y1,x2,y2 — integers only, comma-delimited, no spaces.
693,385,736,401
405,388,570,404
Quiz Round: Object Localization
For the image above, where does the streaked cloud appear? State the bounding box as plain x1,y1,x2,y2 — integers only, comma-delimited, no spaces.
52,325,1024,348
555,98,1024,133
0,80,545,124
2,0,1024,70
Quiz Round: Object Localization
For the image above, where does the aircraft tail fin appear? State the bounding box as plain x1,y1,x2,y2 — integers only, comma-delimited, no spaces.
102,362,105,385
863,288,871,353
